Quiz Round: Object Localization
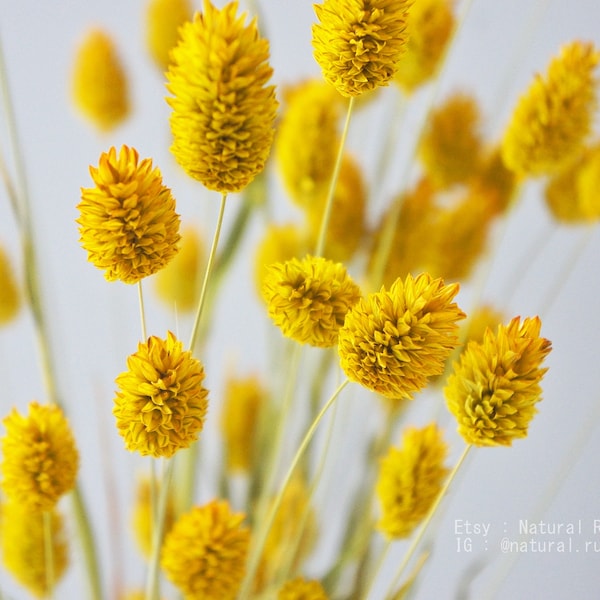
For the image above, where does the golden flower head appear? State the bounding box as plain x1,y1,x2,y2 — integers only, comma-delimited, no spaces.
145,0,193,71
113,331,209,458
312,0,412,97
0,243,20,325
161,499,249,600
394,0,455,93
575,143,600,221
0,502,68,598
77,145,181,284
71,28,129,131
262,255,362,348
376,423,449,538
338,273,465,399
1,402,79,512
278,578,329,600
501,40,600,177
471,147,518,217
166,0,278,192
445,316,552,446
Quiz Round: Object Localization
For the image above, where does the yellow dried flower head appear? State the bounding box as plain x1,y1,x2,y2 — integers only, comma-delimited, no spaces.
576,143,600,221
377,423,449,538
71,29,129,131
276,78,343,206
501,40,600,177
0,502,68,598
0,244,20,325
132,476,176,558
471,147,518,217
77,145,181,284
145,0,192,71
113,331,209,458
418,92,483,188
220,374,265,472
1,402,79,511
445,316,552,446
262,255,362,348
394,0,455,93
312,0,412,97
338,273,465,399
167,0,278,192
155,226,205,312
278,577,329,600
161,499,249,600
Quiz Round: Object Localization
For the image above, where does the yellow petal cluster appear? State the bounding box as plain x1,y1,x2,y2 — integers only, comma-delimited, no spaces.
338,273,465,399
1,402,79,511
161,499,250,600
71,29,129,131
376,424,448,538
0,502,68,598
312,0,412,97
77,145,181,284
113,331,209,458
0,243,20,325
262,255,362,347
445,316,552,446
501,40,600,177
167,0,278,192
278,577,329,600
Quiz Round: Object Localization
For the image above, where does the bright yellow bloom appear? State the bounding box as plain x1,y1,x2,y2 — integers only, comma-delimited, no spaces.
220,374,265,472
278,577,329,600
1,402,79,511
167,0,278,192
145,0,192,71
77,145,181,284
0,502,68,598
161,499,250,600
418,92,483,188
377,424,448,538
0,243,20,325
113,332,209,458
262,255,362,347
71,29,129,131
338,273,465,399
501,40,600,177
276,78,343,206
576,143,600,220
445,316,552,446
394,0,455,93
312,0,412,97
155,226,205,312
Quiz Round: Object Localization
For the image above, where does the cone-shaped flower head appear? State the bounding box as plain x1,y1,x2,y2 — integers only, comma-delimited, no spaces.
0,244,20,325
113,332,209,458
338,273,465,399
1,402,79,512
262,255,362,347
71,29,130,131
312,0,412,97
278,578,329,600
161,499,249,600
0,502,68,598
501,40,600,177
77,145,181,284
377,423,449,538
167,0,278,192
445,316,552,446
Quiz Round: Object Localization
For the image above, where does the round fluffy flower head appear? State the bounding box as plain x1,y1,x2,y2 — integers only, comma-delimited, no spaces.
445,316,552,446
77,145,181,284
167,0,278,192
1,402,79,511
312,0,412,97
1,502,68,598
113,331,209,458
161,499,249,600
71,29,129,131
501,40,600,177
278,578,329,600
0,243,20,325
377,423,448,538
146,0,192,71
262,255,362,347
338,273,465,399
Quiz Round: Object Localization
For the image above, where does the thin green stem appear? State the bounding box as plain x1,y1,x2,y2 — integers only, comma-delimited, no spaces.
43,511,55,600
138,280,148,341
362,539,392,600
